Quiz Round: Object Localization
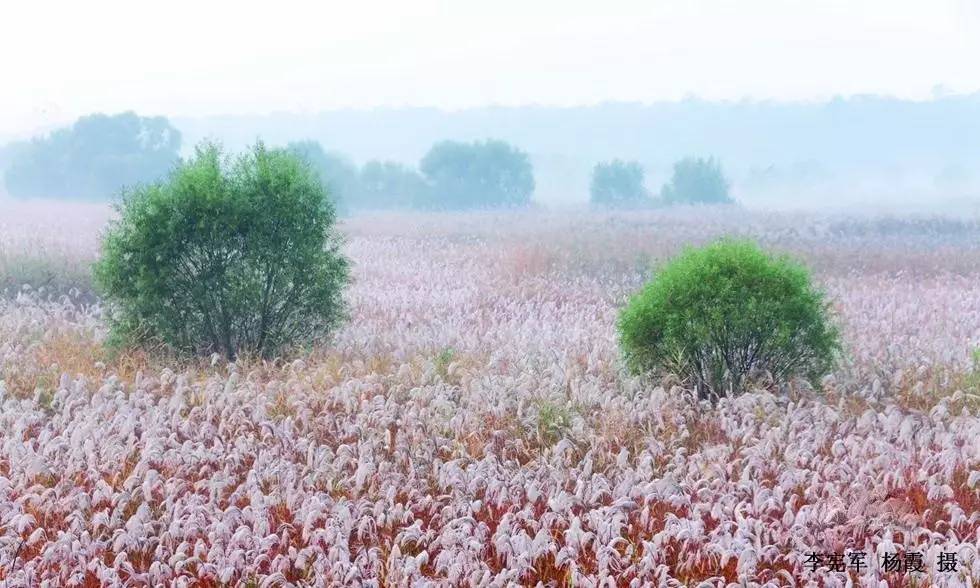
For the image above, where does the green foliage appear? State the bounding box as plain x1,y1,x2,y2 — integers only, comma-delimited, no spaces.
419,139,534,209
660,156,732,205
279,138,534,212
285,140,357,215
961,349,980,393
4,112,180,200
434,347,455,380
590,159,649,207
94,140,350,360
533,399,574,446
618,239,839,400
357,160,428,209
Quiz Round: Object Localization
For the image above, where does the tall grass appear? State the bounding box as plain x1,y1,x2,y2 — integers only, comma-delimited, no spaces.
0,204,978,585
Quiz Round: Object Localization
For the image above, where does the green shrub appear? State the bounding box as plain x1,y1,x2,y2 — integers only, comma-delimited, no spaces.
95,140,350,360
618,239,839,400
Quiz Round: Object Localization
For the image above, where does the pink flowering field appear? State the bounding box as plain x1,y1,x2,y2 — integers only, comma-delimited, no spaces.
0,203,978,586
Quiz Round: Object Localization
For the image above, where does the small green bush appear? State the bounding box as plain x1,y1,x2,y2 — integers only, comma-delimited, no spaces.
95,140,350,360
618,239,839,400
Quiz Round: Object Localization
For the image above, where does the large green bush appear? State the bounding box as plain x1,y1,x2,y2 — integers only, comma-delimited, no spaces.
95,140,349,360
618,239,839,400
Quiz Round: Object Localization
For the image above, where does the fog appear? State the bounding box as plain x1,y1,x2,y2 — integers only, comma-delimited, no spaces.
1,0,979,214
4,96,978,214
171,95,980,212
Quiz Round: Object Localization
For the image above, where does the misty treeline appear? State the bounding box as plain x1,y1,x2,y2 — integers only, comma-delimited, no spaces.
2,112,181,201
589,157,732,208
0,112,729,210
285,138,535,212
0,113,538,210
159,96,980,210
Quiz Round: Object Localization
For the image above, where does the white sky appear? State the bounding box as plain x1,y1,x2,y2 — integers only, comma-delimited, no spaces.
2,0,979,138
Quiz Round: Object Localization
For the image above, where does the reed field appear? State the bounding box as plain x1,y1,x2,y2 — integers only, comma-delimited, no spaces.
0,202,978,586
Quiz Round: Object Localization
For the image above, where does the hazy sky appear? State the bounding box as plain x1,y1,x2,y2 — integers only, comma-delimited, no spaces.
3,0,979,138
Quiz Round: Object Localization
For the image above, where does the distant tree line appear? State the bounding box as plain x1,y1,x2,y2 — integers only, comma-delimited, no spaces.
3,112,181,200
2,111,736,210
589,156,733,208
0,113,536,210
286,138,535,213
